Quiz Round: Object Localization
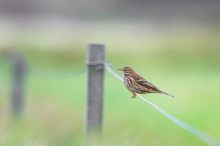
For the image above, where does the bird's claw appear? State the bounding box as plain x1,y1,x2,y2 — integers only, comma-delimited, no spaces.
131,92,137,98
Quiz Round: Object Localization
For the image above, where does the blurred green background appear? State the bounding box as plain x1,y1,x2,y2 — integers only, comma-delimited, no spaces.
0,0,220,146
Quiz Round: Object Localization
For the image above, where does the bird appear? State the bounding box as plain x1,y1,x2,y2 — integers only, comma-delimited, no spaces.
118,66,175,98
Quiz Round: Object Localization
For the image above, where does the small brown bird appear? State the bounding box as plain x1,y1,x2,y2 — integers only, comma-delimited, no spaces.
118,67,174,98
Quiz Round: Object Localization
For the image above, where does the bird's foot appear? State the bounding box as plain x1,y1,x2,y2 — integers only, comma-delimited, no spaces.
131,92,137,98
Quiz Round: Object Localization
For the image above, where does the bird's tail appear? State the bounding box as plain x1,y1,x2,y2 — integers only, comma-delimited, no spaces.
160,91,175,98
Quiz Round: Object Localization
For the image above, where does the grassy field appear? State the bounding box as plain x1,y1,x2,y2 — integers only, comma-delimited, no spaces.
0,31,220,146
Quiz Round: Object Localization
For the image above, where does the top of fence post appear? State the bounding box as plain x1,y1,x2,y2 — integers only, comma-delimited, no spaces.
86,44,105,66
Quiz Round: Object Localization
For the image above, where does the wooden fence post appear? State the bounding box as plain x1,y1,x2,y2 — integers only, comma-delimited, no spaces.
85,44,105,136
10,53,26,117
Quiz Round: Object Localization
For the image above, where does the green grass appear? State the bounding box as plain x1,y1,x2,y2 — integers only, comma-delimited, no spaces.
0,33,220,146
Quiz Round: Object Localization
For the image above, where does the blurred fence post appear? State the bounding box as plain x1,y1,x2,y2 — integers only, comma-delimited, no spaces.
85,44,105,137
10,53,26,117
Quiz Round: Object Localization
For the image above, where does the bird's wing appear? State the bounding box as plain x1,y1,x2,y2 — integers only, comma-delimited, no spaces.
133,74,161,92
138,80,159,90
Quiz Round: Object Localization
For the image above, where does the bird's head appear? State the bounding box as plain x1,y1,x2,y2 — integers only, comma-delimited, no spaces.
118,66,135,76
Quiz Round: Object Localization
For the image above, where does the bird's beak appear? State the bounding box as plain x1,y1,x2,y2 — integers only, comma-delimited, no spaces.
117,68,123,71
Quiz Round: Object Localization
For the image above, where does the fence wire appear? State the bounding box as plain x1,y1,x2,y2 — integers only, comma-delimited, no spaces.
105,63,220,146
28,66,86,80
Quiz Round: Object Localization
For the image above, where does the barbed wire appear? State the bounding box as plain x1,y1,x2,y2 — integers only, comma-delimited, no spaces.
105,63,220,146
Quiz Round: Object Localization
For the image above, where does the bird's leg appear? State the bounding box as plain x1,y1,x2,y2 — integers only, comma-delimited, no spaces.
131,92,137,98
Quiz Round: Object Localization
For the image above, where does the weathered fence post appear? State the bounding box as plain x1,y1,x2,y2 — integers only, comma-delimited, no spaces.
10,53,26,117
85,44,105,136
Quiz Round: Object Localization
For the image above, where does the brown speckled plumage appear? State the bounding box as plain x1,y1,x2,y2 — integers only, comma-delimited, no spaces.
118,67,174,98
